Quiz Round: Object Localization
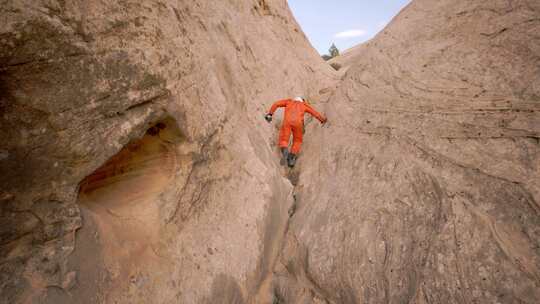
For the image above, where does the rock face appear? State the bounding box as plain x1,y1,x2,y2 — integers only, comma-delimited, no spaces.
276,0,540,303
1,0,539,303
0,1,335,303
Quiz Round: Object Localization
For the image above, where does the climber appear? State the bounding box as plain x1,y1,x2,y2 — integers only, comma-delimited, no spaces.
265,96,327,168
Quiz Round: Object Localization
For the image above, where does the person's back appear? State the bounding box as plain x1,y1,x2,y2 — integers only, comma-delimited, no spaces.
283,101,315,125
265,97,327,167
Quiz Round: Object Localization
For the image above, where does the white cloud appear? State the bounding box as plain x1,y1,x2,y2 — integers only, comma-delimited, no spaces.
334,29,368,39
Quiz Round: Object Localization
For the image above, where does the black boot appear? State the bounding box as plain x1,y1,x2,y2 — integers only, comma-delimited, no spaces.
280,148,289,166
287,153,297,168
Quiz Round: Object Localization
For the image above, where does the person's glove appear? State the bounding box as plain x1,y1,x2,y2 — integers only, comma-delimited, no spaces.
265,113,273,122
321,117,328,125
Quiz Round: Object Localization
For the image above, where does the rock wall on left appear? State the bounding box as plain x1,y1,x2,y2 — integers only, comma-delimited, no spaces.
0,1,336,303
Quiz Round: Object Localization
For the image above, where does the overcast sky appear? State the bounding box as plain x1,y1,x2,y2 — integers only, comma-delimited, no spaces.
288,0,411,54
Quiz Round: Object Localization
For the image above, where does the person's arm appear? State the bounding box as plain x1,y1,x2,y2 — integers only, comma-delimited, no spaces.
304,103,327,123
268,99,289,115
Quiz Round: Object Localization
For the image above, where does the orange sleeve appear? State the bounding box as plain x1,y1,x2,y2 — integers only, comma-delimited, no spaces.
304,103,325,123
269,99,289,114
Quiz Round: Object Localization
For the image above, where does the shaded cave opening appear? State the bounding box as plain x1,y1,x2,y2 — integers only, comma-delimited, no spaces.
69,117,185,297
78,117,184,229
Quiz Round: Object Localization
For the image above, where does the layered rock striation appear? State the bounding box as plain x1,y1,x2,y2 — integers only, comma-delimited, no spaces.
279,0,540,303
0,0,335,303
1,0,539,303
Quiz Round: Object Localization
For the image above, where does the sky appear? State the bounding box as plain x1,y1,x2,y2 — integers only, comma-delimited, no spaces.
287,0,411,54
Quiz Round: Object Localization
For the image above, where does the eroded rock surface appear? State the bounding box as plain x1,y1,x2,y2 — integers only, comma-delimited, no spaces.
0,0,335,303
277,0,540,303
1,0,539,303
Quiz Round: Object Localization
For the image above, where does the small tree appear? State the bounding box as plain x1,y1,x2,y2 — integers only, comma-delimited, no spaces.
329,43,340,58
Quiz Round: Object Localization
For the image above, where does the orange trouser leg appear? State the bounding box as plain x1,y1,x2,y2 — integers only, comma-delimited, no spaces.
278,124,292,149
290,124,304,154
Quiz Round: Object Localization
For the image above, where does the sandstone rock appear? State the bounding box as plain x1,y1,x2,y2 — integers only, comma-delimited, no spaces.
0,0,335,303
2,0,539,303
279,0,540,303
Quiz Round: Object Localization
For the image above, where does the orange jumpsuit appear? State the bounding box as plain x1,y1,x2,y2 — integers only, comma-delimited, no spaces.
268,99,326,154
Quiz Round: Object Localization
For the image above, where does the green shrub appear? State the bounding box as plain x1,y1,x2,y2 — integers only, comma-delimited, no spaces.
329,43,340,58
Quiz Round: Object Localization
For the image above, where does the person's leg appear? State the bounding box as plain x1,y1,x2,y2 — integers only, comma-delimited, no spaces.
288,125,304,167
278,124,292,164
290,125,303,155
278,123,292,150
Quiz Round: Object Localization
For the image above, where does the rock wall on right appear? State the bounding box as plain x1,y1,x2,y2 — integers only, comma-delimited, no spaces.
276,0,540,303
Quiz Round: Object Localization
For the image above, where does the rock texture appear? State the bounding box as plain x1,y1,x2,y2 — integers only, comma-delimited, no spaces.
278,0,540,303
1,0,539,303
0,0,335,303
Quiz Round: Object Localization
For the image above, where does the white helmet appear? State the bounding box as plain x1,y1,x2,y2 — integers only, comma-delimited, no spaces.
294,96,305,102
